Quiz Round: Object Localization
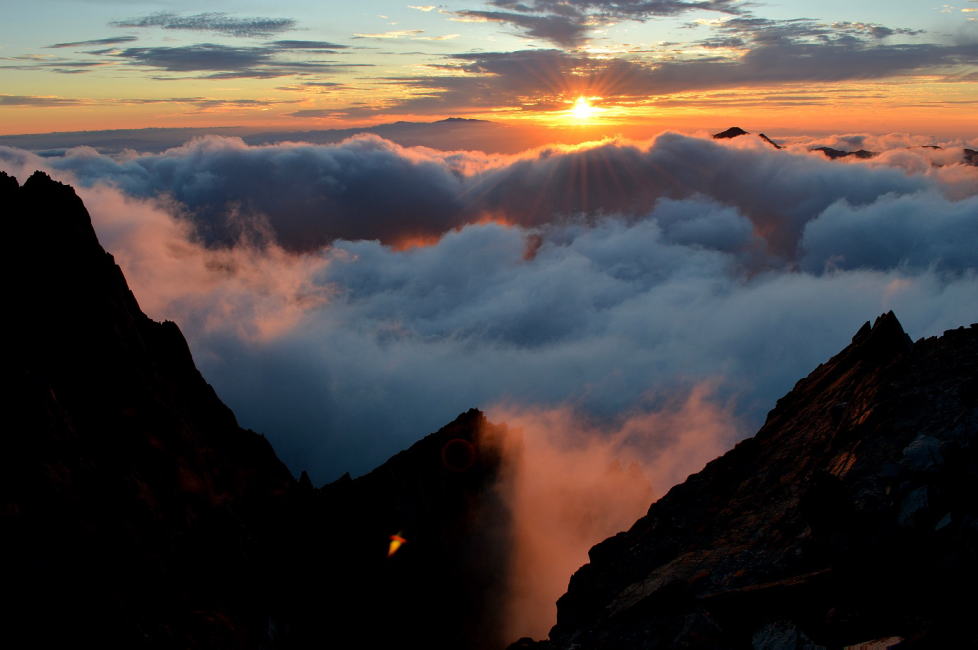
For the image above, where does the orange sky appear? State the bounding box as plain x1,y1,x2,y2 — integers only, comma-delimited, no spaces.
2,1,977,139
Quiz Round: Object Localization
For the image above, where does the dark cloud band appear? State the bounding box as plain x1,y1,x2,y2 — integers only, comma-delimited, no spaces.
111,12,296,38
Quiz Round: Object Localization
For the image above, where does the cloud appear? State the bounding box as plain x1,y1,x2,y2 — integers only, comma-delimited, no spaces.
412,33,461,41
0,94,82,106
829,21,924,39
489,386,737,640
453,11,589,47
0,56,116,74
0,94,298,116
630,42,970,93
13,129,974,261
352,29,425,39
111,12,296,38
0,152,328,340
107,43,369,79
2,131,977,487
349,27,976,116
268,40,348,50
370,49,588,114
490,0,743,18
472,0,744,46
35,134,469,250
801,191,978,273
344,11,973,116
287,108,347,117
46,36,138,49
117,44,271,71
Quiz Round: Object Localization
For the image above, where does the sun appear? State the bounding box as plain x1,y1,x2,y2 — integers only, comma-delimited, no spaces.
569,96,598,122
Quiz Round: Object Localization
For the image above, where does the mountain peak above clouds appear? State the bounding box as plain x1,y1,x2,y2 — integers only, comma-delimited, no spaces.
712,126,782,149
712,126,750,140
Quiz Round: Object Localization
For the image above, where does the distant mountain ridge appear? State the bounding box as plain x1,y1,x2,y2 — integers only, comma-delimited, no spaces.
0,117,500,156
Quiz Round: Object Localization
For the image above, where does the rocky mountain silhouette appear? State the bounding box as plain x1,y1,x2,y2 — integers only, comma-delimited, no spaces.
2,170,509,649
711,126,978,166
712,126,750,140
810,146,877,160
712,126,782,150
513,313,978,649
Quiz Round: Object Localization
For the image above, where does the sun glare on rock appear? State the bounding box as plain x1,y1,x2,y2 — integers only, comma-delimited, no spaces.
388,533,407,557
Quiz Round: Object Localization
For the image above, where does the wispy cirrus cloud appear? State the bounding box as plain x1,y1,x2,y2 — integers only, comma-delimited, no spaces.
123,96,301,112
268,40,349,51
0,94,83,106
0,93,297,113
110,12,296,38
489,0,743,17
46,36,138,49
0,54,116,75
353,29,425,39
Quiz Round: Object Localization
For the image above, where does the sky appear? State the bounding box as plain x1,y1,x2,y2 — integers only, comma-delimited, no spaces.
2,0,977,136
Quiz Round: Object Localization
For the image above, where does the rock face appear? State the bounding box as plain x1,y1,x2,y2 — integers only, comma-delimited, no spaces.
811,146,877,160
758,133,783,150
279,407,510,650
712,129,975,165
713,126,749,140
711,126,782,149
528,312,978,648
2,170,508,649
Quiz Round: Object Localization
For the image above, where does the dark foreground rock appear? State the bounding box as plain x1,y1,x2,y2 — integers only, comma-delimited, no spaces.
516,313,978,649
2,170,508,649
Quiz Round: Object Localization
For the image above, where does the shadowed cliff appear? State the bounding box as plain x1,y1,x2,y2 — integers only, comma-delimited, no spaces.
514,312,978,648
1,170,509,649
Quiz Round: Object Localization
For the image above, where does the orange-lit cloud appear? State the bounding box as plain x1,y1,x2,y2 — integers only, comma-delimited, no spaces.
486,383,739,640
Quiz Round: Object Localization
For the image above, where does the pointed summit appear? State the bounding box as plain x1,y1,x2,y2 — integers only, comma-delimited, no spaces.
0,169,18,195
713,126,749,139
850,310,913,358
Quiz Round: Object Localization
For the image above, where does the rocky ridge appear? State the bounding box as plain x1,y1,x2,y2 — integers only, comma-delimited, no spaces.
2,170,509,649
514,312,978,648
